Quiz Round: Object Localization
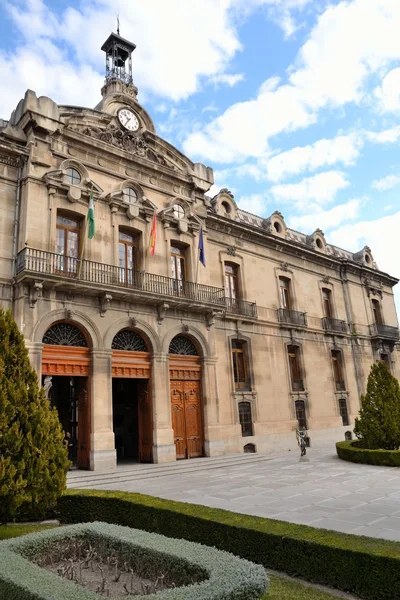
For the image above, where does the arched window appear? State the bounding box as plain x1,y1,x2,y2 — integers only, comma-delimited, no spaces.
173,204,185,220
43,323,88,347
244,443,256,453
65,168,81,185
169,335,198,355
112,329,147,352
123,187,137,204
239,401,253,437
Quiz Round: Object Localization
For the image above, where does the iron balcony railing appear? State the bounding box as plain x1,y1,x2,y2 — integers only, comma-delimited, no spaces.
278,308,307,327
335,380,346,392
292,379,305,392
16,247,226,307
225,297,257,319
369,323,400,341
322,317,348,334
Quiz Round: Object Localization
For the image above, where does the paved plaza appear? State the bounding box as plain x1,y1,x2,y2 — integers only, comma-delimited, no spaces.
69,447,400,542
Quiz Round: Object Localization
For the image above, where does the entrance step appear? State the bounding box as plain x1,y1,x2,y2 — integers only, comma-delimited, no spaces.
67,452,277,489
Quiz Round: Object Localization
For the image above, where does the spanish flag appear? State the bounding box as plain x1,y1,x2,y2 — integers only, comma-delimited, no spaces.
149,211,157,255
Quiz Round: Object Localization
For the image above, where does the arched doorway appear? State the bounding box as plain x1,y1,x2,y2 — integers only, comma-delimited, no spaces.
111,329,152,463
42,322,91,469
169,335,203,459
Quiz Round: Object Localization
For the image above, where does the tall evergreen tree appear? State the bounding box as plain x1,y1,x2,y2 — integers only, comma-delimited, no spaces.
354,361,400,450
0,308,69,522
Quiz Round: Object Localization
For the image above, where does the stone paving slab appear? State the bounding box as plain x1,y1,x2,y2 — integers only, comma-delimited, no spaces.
69,447,400,542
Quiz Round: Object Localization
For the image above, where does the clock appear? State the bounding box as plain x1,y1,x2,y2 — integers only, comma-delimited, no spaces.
118,108,140,132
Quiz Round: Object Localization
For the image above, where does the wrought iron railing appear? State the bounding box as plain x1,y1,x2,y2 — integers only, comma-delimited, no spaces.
322,317,348,334
225,297,257,319
369,323,400,341
292,379,305,392
278,308,307,327
16,247,226,307
335,380,346,392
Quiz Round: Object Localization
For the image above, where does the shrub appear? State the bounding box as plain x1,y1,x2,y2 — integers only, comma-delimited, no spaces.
0,308,69,522
0,521,268,599
336,440,400,466
354,362,400,450
57,489,400,600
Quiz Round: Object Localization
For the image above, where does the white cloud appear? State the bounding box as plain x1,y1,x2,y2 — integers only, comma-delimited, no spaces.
237,193,269,215
375,67,400,112
184,0,400,163
288,198,363,232
372,174,400,191
270,171,349,210
366,125,400,143
264,134,363,182
210,73,245,87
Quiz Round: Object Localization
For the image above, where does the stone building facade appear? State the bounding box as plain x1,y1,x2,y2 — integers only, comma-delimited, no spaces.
0,32,399,471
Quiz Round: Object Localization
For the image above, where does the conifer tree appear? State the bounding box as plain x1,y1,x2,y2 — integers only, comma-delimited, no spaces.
0,308,69,522
354,361,400,450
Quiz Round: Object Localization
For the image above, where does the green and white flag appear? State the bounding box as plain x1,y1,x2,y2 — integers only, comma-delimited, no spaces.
87,190,95,239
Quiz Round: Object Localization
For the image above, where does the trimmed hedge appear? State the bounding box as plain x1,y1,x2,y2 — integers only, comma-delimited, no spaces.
336,440,400,466
0,521,268,599
57,489,400,600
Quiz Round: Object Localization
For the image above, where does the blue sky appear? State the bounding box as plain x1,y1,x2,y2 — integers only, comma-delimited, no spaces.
1,0,400,300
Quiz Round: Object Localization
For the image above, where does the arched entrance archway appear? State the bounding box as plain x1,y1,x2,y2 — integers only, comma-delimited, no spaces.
169,335,203,459
42,322,91,469
111,329,152,463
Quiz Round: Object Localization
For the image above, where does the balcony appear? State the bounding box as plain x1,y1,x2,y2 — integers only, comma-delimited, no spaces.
369,323,400,342
335,380,346,392
278,308,307,328
224,297,257,319
322,317,348,334
16,247,226,311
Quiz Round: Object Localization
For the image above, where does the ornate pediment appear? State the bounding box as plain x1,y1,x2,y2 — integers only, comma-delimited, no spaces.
72,123,183,172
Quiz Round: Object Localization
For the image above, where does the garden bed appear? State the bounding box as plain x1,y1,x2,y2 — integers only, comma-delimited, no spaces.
57,489,400,600
336,440,400,466
0,521,268,599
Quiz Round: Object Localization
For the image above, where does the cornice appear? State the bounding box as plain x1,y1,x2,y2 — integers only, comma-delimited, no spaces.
206,214,398,287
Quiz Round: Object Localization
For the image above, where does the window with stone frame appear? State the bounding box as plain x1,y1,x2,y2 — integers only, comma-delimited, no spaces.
171,243,187,292
322,288,334,319
238,401,253,437
287,345,304,391
338,398,350,426
231,339,250,390
372,299,383,325
55,212,82,275
295,400,308,430
380,353,391,371
118,229,139,285
331,350,346,391
279,277,292,310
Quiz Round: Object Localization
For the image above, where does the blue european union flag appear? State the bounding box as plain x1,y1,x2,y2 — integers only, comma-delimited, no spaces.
198,227,206,267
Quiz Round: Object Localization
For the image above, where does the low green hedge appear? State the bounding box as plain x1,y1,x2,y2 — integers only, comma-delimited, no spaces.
57,489,400,600
336,440,400,466
0,522,268,599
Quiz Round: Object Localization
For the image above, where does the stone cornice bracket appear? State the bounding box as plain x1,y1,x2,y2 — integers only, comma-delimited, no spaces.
227,246,236,257
100,293,112,317
64,307,73,320
206,311,216,330
322,276,331,284
157,302,169,324
129,316,137,328
29,281,43,308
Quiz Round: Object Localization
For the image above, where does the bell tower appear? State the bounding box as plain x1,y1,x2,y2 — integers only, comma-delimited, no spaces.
100,29,138,99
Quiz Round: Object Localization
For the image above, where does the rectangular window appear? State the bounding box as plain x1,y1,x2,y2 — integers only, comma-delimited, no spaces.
322,288,333,319
295,400,308,430
279,277,291,310
232,340,250,390
239,402,253,437
118,230,138,285
331,350,345,391
225,262,239,299
372,299,383,325
380,353,391,371
55,213,81,275
339,399,350,426
288,345,304,391
171,244,186,292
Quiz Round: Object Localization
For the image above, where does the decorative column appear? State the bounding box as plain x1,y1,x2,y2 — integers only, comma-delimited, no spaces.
202,356,225,456
26,342,44,380
151,352,176,463
90,348,116,471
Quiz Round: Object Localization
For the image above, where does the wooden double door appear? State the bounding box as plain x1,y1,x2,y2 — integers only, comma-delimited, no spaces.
170,379,203,459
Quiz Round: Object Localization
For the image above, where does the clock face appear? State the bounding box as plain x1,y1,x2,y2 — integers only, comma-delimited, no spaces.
118,108,140,132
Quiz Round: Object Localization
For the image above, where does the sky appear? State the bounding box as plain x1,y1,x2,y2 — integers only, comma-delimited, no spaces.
1,0,400,304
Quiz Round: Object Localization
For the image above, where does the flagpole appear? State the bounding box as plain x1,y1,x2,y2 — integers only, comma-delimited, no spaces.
77,219,88,279
195,246,200,284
